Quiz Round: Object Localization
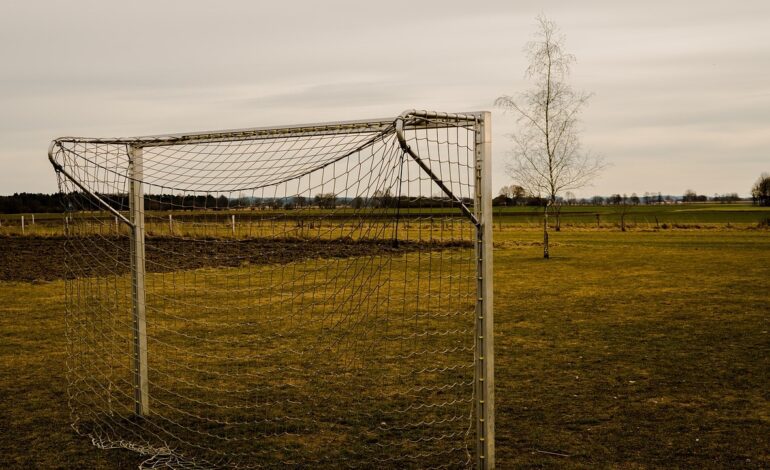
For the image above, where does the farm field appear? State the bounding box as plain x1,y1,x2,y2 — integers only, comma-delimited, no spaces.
1,226,769,468
2,203,770,237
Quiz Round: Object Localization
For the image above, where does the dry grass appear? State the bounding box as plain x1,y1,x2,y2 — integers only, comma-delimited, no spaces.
1,228,769,468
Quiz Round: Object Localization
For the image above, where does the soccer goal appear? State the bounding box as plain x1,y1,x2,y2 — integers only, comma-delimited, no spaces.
48,110,494,469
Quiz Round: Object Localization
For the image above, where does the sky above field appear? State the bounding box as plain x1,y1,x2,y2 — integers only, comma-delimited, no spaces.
1,0,768,197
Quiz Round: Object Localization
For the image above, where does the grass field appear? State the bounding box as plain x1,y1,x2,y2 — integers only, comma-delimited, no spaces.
2,203,770,238
1,225,769,468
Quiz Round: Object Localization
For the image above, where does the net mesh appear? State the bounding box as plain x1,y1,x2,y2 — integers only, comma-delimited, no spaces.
50,112,483,469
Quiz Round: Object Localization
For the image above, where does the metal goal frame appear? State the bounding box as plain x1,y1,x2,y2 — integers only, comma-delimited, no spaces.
48,109,495,469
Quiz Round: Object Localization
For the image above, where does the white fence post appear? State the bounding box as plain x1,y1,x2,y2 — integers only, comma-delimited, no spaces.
21,216,25,234
169,213,173,235
231,214,236,236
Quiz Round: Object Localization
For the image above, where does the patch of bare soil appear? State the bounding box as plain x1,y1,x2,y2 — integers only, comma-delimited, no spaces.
0,235,470,282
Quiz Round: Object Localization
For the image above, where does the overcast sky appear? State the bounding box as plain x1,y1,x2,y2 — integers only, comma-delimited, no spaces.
1,0,768,197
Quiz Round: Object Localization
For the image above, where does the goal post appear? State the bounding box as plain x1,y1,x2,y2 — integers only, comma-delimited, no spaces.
475,112,495,468
128,145,150,417
48,110,494,469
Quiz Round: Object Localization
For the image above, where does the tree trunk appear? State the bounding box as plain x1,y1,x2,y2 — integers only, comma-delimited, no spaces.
620,203,629,232
543,204,550,259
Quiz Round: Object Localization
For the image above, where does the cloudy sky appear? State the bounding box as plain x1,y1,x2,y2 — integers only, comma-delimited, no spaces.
1,0,768,197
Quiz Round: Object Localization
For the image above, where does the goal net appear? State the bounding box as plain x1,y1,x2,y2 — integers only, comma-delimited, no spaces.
49,110,493,469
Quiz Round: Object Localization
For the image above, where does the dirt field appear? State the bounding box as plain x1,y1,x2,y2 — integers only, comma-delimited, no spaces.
0,235,467,282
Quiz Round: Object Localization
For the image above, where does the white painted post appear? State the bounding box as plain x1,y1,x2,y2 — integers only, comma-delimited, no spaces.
31,214,35,225
129,145,149,417
21,216,25,234
115,216,119,235
474,112,494,469
231,214,236,236
168,213,173,235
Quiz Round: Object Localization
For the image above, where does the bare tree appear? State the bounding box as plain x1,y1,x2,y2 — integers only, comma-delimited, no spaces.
498,184,528,206
683,189,698,203
496,15,603,258
619,195,629,232
752,172,770,206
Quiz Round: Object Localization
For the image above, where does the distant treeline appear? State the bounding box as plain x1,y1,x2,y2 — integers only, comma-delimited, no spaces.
0,193,64,214
494,185,750,207
1,186,763,214
0,191,471,213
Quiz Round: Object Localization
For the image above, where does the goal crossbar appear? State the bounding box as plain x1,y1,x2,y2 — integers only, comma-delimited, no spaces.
49,109,481,147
